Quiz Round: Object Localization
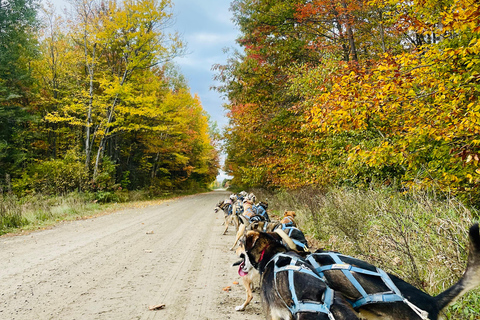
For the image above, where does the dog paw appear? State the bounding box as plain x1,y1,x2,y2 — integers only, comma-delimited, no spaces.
235,305,245,311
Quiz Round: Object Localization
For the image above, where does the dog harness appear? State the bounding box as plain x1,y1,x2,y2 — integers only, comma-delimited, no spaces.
281,226,309,251
306,252,430,319
242,204,269,223
243,206,256,219
281,216,295,228
254,204,269,221
233,201,243,215
271,253,336,319
223,199,233,215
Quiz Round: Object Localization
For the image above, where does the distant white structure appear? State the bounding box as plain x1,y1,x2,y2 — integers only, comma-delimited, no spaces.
217,170,232,182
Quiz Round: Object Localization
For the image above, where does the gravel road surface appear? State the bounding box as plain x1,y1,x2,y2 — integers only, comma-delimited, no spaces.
0,190,264,320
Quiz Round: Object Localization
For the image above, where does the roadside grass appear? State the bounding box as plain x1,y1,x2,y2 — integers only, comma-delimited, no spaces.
0,188,209,236
253,186,480,319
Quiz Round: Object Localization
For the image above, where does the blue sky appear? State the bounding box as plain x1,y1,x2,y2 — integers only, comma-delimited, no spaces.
169,0,239,180
171,0,239,130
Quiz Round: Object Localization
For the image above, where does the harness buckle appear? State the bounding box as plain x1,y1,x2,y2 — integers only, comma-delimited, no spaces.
331,263,350,270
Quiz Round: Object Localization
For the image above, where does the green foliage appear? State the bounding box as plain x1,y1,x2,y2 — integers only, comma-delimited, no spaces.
92,157,119,192
120,171,131,189
0,195,29,231
0,0,39,101
0,0,219,199
446,289,480,319
13,150,88,196
218,0,480,209
0,105,36,181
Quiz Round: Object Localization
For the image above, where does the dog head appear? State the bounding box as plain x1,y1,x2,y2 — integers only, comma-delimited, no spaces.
216,200,232,214
281,211,297,226
283,210,296,218
234,230,287,275
214,200,224,213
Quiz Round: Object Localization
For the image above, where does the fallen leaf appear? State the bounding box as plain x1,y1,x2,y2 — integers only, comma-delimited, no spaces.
146,231,154,234
144,250,152,253
222,286,231,292
148,304,165,311
233,281,239,285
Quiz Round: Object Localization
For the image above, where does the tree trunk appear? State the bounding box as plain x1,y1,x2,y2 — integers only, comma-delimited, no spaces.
85,42,96,170
93,69,128,177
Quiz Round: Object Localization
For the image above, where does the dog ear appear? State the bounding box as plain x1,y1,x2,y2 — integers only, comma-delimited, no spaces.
244,230,261,251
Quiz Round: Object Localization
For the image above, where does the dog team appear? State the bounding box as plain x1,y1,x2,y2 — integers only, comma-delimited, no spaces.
215,191,480,320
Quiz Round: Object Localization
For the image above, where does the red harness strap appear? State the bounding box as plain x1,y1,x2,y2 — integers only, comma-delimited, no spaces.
259,245,270,263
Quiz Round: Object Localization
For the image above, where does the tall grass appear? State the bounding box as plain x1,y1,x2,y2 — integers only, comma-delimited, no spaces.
0,187,210,236
253,186,480,319
0,192,101,235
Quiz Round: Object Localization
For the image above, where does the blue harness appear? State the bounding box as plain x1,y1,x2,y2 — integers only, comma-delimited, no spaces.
306,252,405,309
281,226,309,251
281,216,296,228
271,253,335,319
254,205,269,221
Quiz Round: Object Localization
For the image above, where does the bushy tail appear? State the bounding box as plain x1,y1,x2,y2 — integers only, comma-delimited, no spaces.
435,223,480,311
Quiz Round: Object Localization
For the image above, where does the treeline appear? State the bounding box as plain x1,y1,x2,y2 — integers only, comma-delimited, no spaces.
215,0,480,206
0,0,219,198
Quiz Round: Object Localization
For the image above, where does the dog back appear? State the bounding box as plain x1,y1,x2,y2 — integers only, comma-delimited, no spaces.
262,252,358,319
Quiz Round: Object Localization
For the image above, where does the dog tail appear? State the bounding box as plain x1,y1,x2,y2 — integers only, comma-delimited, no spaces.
238,215,250,226
274,228,297,251
434,223,480,311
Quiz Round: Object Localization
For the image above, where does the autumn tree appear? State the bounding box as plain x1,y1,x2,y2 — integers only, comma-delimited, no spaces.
298,0,480,203
220,0,480,207
7,0,219,195
45,0,184,174
110,67,219,191
32,2,78,160
216,0,324,188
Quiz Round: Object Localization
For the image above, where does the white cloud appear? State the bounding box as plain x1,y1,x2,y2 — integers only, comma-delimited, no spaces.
187,32,238,46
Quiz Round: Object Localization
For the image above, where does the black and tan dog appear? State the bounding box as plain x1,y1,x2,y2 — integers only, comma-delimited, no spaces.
230,221,290,311
235,230,358,319
222,196,243,235
306,223,480,320
232,223,310,311
238,224,480,320
214,199,233,226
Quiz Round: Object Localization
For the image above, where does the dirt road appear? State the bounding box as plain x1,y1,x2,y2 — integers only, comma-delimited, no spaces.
0,191,264,320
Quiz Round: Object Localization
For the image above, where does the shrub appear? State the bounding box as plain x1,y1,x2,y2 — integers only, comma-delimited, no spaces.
13,150,88,195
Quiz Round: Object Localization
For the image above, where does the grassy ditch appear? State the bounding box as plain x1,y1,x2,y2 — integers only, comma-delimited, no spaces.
253,186,480,319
